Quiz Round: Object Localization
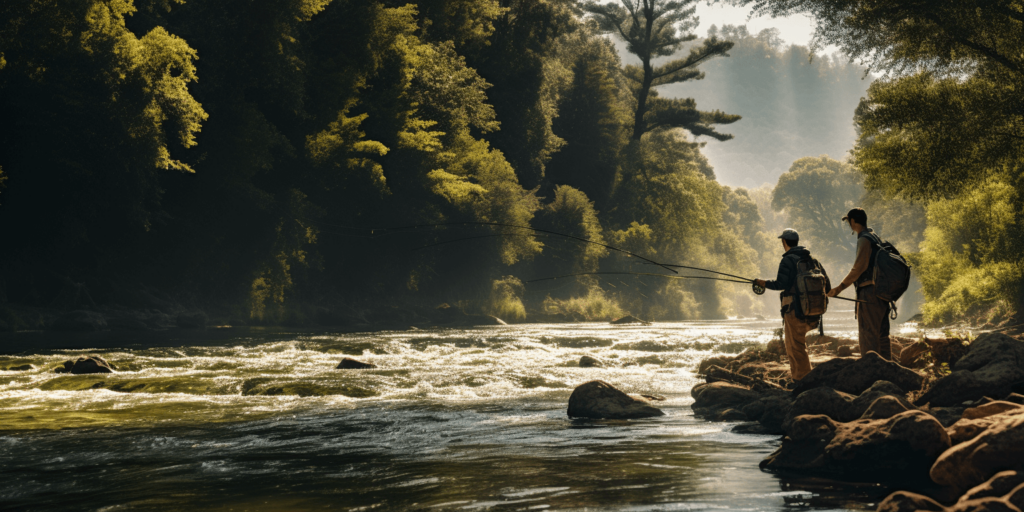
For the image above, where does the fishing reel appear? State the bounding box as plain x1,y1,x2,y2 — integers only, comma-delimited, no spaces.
752,282,766,295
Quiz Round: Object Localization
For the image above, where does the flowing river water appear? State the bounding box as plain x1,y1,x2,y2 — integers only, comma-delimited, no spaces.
0,316,920,511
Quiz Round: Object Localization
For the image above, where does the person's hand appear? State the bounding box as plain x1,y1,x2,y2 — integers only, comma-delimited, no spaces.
754,279,767,288
826,287,839,298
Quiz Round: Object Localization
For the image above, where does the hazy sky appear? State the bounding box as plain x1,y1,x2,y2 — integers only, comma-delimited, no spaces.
692,3,821,48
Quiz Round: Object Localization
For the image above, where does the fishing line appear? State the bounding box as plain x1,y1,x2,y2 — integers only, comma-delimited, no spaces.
526,272,750,284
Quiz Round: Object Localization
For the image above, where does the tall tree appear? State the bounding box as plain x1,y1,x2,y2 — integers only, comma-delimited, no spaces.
771,156,864,265
584,0,740,140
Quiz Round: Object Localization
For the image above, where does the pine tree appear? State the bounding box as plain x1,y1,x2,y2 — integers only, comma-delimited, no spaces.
583,0,740,140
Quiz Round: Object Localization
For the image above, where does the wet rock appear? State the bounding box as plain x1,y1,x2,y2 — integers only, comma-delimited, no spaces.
877,491,945,512
924,405,968,427
918,334,1024,407
964,401,1024,420
579,355,603,368
732,422,772,435
176,310,208,329
610,315,650,325
55,356,115,374
931,406,1024,491
782,381,915,433
692,382,762,412
336,357,377,369
837,346,855,357
958,471,1024,503
793,352,923,396
50,310,108,332
567,380,664,419
716,408,748,421
757,395,795,434
761,410,950,479
5,364,33,371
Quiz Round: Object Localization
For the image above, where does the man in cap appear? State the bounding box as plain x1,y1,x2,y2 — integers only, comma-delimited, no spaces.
754,228,816,382
826,207,891,359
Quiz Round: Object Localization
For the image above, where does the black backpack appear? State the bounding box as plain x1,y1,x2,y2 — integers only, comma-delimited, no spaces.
864,232,912,308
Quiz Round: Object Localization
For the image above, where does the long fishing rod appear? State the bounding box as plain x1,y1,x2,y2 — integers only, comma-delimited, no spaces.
527,271,866,303
526,272,751,284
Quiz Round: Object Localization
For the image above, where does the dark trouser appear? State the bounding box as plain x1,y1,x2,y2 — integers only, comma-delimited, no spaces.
856,284,891,360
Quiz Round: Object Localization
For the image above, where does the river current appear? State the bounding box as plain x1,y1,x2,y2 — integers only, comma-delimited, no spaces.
0,317,914,511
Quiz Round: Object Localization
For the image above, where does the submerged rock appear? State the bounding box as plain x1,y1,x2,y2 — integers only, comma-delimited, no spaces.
567,380,664,419
793,351,923,396
5,364,33,371
610,315,649,325
51,310,108,332
55,356,115,374
916,333,1024,408
336,357,377,369
579,355,603,368
761,410,950,479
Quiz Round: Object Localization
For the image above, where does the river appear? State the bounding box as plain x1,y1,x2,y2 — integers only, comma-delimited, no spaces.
0,317,913,511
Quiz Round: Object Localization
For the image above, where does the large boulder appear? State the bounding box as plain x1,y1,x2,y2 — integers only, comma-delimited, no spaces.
931,407,1024,491
782,381,915,433
55,356,115,374
794,352,923,396
567,380,664,419
50,310,108,332
761,410,951,480
917,333,1024,407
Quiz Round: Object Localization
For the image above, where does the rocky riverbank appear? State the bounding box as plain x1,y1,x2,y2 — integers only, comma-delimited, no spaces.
692,331,1024,510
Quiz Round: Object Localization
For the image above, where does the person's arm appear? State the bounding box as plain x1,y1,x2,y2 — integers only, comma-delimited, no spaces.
830,237,871,295
764,257,794,291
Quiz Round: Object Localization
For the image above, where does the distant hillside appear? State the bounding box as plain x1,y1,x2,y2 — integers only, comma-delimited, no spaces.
618,25,872,188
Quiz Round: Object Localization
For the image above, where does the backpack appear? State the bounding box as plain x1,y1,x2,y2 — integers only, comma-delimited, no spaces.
794,255,831,318
864,232,913,306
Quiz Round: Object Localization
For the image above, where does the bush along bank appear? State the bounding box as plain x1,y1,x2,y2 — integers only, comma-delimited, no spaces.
694,332,1024,508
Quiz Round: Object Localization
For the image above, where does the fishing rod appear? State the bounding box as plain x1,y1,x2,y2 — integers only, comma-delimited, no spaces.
527,271,866,303
526,272,751,284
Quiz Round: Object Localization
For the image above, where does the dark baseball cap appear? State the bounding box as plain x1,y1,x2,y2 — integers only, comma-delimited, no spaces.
778,228,799,241
842,208,867,225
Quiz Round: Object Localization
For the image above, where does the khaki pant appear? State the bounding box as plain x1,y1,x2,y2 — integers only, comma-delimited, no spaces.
857,284,892,360
783,309,815,381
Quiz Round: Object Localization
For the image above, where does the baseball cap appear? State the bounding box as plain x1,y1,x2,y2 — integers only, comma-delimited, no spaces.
778,228,799,241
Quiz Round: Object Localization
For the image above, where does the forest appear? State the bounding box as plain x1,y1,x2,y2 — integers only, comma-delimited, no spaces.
0,0,1020,329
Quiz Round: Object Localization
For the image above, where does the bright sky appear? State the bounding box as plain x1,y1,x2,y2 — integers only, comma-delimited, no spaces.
692,2,831,51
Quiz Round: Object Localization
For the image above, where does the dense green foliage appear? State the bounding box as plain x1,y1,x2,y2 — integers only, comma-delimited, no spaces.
738,0,1024,324
0,0,774,323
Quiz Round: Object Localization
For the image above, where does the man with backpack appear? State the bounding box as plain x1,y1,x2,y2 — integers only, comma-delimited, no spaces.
754,229,828,382
826,207,904,360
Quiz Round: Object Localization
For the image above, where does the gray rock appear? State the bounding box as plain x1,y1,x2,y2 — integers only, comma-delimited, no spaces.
956,333,1024,373
336,357,376,369
579,355,603,368
51,310,108,332
567,380,664,419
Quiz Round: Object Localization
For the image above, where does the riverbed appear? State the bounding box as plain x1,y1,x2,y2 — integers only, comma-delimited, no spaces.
0,318,911,510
